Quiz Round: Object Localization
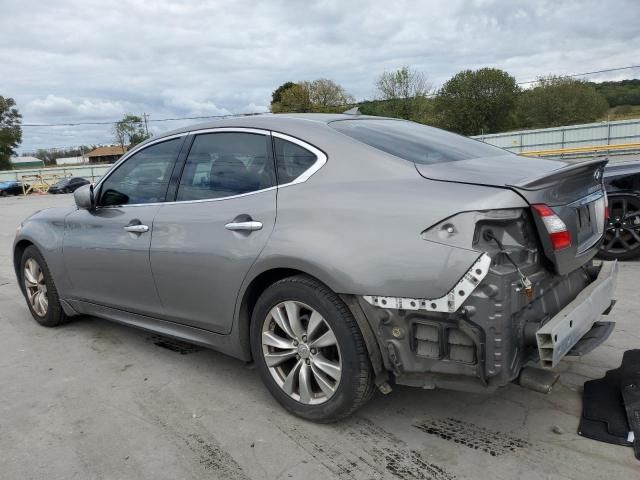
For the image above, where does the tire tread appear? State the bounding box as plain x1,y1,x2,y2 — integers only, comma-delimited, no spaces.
252,274,376,422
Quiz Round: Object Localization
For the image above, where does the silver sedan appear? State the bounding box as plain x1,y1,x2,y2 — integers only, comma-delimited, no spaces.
13,114,616,421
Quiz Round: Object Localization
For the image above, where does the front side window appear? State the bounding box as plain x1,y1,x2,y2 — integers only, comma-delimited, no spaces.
176,132,274,201
273,137,318,184
99,138,182,206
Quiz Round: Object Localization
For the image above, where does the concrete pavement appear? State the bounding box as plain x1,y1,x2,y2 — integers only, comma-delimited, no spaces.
1,194,638,479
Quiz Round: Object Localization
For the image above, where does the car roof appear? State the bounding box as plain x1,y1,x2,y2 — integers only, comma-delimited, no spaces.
138,113,395,147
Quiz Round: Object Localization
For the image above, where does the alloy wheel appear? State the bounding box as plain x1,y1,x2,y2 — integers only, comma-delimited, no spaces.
601,196,640,256
261,301,341,405
24,258,48,316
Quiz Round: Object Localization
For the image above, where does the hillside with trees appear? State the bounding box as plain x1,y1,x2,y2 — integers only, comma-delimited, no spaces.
271,72,639,136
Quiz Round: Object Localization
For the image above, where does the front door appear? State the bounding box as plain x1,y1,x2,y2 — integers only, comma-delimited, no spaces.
63,137,185,316
150,130,277,333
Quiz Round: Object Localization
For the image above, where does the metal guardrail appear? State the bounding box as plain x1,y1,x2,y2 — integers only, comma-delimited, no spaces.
473,118,640,154
521,142,640,157
0,164,113,183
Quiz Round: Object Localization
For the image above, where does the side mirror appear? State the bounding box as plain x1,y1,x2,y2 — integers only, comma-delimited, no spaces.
74,184,95,210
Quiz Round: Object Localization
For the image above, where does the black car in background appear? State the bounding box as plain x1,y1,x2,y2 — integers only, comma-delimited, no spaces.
48,177,90,194
600,160,640,260
0,180,26,196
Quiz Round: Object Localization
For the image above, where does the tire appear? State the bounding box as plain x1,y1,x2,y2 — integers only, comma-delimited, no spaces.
20,246,68,327
0,190,7,197
250,275,375,422
598,194,640,261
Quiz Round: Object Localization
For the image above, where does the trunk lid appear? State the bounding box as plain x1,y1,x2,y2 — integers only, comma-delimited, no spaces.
414,154,566,188
416,156,608,275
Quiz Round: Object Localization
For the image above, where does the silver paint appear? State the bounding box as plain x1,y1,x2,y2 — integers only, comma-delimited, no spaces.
12,113,586,363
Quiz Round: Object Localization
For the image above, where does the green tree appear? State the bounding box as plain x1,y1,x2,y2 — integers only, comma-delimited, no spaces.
592,79,640,107
271,82,296,105
273,83,312,112
113,114,150,150
0,96,22,170
305,78,355,111
434,68,520,135
271,79,354,113
515,76,610,128
374,66,433,122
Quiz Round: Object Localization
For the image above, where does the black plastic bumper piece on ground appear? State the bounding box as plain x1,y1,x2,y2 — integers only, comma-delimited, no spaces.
567,321,615,356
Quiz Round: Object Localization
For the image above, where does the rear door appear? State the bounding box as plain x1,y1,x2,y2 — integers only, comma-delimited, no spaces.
63,136,185,316
150,129,277,333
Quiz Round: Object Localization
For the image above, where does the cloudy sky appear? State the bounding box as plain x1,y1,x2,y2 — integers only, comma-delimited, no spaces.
1,0,639,151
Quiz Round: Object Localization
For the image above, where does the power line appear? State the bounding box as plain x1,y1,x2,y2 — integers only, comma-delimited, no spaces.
20,112,255,127
17,64,640,128
517,64,640,85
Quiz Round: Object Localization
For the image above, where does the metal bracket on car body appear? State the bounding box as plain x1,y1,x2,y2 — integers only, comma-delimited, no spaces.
363,253,492,313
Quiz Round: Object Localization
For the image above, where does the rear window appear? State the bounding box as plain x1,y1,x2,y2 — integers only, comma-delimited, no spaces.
330,119,509,165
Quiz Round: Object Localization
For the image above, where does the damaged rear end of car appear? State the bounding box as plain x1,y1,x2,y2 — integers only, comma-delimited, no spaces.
332,119,617,393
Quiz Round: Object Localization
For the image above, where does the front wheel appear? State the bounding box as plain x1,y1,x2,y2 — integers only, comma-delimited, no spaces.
20,246,68,327
250,275,375,422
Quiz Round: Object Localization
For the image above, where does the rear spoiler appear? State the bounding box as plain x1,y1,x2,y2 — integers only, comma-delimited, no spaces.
509,158,608,191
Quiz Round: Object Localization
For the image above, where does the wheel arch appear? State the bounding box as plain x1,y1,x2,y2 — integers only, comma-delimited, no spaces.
13,239,34,286
235,267,385,379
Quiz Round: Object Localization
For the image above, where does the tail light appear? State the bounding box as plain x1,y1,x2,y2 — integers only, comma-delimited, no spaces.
531,204,571,250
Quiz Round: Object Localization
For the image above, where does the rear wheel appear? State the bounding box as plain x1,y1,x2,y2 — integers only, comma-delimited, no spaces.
599,194,640,260
250,275,375,422
0,190,7,197
20,246,68,327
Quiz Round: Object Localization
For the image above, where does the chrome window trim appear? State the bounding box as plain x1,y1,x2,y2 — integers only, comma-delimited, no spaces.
94,133,189,192
96,128,327,209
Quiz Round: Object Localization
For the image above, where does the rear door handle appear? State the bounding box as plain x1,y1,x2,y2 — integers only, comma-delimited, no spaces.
124,224,149,233
225,221,263,232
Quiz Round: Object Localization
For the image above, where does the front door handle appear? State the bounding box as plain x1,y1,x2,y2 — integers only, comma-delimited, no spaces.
225,221,263,232
124,224,149,233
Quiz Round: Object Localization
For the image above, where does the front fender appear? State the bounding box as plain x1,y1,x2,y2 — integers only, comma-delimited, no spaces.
13,207,74,296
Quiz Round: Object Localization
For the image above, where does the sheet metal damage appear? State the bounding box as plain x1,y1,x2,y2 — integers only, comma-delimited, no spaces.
356,208,617,393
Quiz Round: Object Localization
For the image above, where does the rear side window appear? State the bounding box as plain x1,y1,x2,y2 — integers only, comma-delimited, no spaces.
99,138,182,206
330,119,509,165
176,132,274,201
273,137,317,184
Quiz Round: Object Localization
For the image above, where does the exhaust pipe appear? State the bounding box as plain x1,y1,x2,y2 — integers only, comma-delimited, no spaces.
517,366,560,394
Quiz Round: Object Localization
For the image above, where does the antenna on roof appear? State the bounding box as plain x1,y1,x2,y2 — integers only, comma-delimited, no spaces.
343,107,361,115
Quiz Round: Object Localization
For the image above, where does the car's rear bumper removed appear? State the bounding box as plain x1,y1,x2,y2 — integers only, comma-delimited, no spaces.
353,259,618,393
536,260,617,368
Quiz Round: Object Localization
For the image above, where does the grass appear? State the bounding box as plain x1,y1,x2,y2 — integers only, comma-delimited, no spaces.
600,105,640,121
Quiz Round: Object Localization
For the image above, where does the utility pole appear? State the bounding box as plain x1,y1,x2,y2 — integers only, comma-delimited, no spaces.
142,112,150,136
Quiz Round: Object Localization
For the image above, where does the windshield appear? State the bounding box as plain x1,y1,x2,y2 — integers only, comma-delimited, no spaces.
330,119,511,165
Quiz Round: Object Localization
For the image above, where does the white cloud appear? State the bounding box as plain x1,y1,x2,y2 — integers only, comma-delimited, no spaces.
26,95,129,119
0,0,638,150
